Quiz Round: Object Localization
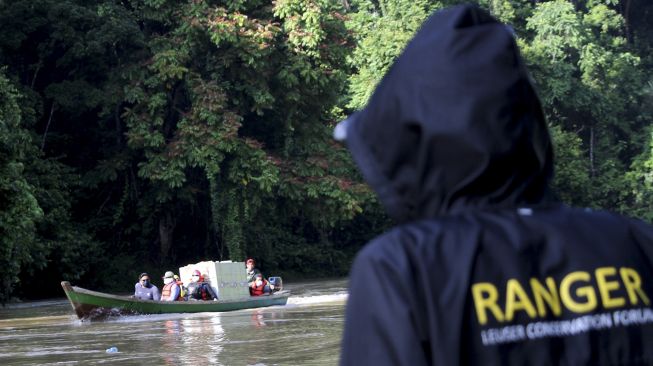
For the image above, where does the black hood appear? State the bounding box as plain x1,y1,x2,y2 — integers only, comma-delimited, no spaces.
344,5,553,223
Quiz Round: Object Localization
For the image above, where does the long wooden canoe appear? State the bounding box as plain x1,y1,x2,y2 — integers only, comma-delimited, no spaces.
61,281,290,321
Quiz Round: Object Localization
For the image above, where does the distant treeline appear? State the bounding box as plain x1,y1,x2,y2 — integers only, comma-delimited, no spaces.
0,0,651,302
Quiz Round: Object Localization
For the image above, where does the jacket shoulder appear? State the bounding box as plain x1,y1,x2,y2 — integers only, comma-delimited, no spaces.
355,220,449,270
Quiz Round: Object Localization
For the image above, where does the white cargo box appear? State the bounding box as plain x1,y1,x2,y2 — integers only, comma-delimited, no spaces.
179,260,249,300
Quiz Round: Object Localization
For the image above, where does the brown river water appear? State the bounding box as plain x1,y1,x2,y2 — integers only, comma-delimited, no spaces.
0,278,348,365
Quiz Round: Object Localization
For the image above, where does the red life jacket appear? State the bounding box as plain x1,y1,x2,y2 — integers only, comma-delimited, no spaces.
161,282,183,301
187,281,214,300
200,284,211,300
250,278,268,296
196,275,214,300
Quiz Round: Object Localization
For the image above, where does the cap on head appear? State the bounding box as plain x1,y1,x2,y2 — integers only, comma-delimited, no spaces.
255,273,263,279
163,271,174,278
192,269,201,276
246,258,255,265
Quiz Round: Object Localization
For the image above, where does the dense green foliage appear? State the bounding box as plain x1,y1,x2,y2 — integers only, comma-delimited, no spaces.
0,69,42,302
0,0,651,302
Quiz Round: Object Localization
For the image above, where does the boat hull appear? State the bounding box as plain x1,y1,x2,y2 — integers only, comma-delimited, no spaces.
61,281,289,321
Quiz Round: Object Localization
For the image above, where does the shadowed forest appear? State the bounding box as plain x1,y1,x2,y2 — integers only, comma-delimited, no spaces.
1,0,652,302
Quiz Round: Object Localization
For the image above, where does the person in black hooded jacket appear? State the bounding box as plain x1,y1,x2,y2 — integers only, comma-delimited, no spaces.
337,4,653,366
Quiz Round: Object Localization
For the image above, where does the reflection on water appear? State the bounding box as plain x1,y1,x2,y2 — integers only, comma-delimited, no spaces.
0,278,348,365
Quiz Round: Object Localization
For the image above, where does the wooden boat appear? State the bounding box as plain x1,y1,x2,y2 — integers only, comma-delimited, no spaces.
61,281,290,321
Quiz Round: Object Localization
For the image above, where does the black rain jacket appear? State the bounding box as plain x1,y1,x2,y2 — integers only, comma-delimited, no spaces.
340,5,653,366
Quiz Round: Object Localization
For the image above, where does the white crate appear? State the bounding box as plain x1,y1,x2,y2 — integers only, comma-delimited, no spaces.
179,260,249,300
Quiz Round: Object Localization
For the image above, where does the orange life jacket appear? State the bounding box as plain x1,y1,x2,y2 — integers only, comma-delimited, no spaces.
250,278,269,296
161,282,183,301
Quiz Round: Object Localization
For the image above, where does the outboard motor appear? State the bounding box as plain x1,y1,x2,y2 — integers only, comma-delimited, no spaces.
268,277,282,292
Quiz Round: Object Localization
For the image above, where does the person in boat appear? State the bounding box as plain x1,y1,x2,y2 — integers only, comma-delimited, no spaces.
249,273,271,296
337,4,653,365
186,269,218,301
246,258,261,285
160,271,182,301
134,272,160,301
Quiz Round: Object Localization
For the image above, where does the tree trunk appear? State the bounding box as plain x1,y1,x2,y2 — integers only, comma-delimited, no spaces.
164,82,183,138
623,0,632,43
114,103,122,146
30,62,41,89
209,177,224,260
589,126,595,178
41,103,55,151
159,211,176,261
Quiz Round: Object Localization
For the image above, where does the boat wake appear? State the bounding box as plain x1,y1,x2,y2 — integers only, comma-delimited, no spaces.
287,293,348,306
